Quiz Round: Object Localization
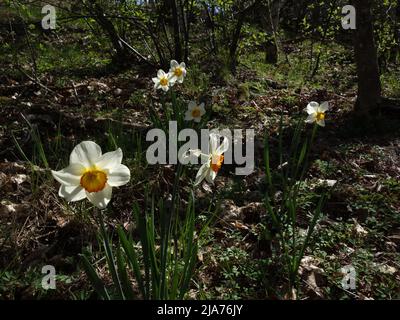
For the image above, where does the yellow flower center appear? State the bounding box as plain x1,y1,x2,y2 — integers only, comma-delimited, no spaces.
160,77,168,86
211,155,224,173
80,169,107,193
174,67,183,77
316,112,325,121
191,107,201,118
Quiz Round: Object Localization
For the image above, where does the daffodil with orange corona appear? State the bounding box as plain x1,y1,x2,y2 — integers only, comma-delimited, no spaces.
52,141,130,209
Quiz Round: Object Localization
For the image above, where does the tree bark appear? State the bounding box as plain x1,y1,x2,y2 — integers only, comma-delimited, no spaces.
88,1,129,65
170,0,183,61
353,0,382,115
263,0,281,64
203,3,217,54
229,10,245,73
229,1,256,73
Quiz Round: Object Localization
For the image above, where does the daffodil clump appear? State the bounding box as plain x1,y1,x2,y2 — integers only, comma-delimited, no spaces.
149,59,331,189
47,49,335,301
151,59,226,186
51,141,130,209
150,60,229,187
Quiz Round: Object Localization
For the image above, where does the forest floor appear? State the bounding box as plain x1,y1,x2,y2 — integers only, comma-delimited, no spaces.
1,21,400,300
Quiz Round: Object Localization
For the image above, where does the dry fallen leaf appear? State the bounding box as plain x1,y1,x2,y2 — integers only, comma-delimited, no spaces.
298,256,326,298
10,174,28,185
352,219,368,237
374,263,397,275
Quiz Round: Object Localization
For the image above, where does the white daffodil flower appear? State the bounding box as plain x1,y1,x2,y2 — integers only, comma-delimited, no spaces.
185,133,229,186
169,60,187,83
152,69,175,92
184,101,206,123
305,101,329,127
51,141,130,209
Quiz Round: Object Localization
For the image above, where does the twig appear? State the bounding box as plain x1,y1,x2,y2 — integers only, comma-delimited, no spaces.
118,38,156,67
16,67,64,99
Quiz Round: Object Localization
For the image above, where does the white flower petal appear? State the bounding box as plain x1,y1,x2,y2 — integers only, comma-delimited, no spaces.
319,101,329,112
306,102,318,115
205,170,217,184
216,136,229,155
183,149,209,163
95,148,122,170
69,141,102,167
179,62,186,69
188,101,197,110
170,60,179,68
52,163,85,186
209,133,219,153
199,103,206,115
157,69,165,78
305,114,316,124
317,119,326,127
152,77,159,84
194,163,209,186
189,149,202,157
107,164,131,187
194,117,201,123
59,185,86,202
184,110,193,120
168,73,176,82
86,184,112,209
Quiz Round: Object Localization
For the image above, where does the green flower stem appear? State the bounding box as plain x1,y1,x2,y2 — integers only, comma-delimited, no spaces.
94,207,125,299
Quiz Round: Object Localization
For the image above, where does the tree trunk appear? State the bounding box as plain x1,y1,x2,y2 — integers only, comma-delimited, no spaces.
89,1,129,65
170,0,183,61
263,0,281,64
229,11,245,73
353,0,382,115
229,1,256,73
203,3,218,54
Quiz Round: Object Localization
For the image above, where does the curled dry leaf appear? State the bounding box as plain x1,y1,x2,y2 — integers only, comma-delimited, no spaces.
298,256,326,298
352,219,368,237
